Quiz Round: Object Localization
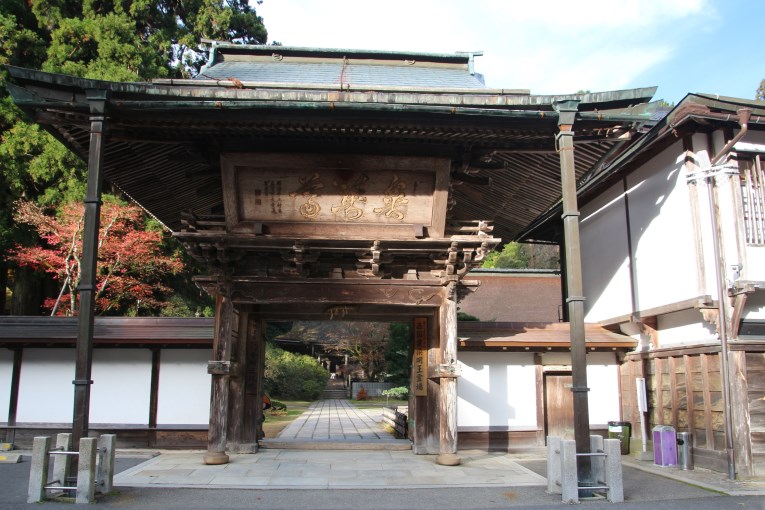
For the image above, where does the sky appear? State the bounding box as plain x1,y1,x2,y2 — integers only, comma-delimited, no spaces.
254,0,763,105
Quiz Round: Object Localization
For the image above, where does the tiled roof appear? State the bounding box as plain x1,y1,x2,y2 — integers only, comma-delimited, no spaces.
458,321,636,350
195,44,488,90
198,60,486,89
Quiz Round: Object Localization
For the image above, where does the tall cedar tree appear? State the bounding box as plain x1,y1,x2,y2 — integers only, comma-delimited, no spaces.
0,0,268,313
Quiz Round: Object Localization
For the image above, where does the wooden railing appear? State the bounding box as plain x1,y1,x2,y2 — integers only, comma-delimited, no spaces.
382,406,408,439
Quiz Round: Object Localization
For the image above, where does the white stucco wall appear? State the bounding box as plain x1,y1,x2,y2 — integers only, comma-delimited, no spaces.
0,349,13,423
90,349,152,424
17,349,76,423
541,352,620,425
580,182,632,322
14,347,209,425
457,351,621,429
156,349,210,425
743,289,765,321
657,309,718,345
585,352,621,425
745,246,765,281
628,141,701,311
457,352,537,429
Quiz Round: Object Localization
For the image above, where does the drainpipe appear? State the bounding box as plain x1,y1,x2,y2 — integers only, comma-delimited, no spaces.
706,108,750,481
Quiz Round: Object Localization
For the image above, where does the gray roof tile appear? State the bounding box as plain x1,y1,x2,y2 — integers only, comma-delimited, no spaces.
197,61,487,90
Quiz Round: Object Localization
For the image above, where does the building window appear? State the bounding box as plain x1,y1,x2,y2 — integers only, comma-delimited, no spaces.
741,154,765,245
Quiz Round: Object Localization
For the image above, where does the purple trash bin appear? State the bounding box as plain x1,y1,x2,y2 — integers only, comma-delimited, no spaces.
652,425,677,466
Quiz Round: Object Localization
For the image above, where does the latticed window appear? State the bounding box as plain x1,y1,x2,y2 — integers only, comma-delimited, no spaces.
741,154,765,245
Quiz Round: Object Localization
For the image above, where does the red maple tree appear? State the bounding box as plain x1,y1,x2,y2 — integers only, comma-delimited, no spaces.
11,199,184,316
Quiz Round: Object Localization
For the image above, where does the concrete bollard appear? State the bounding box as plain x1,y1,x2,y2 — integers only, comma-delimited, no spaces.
76,438,97,504
97,434,117,495
546,436,562,494
27,436,51,503
604,438,624,503
590,434,604,486
560,439,579,504
50,433,72,496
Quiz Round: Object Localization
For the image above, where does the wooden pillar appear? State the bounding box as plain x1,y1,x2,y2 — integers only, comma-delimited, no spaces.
436,282,460,466
251,318,266,443
5,348,22,445
554,99,592,482
729,350,753,476
148,348,160,448
72,90,109,448
204,290,236,465
228,309,258,453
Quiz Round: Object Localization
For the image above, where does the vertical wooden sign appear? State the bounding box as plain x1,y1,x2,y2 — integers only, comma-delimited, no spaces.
414,318,428,396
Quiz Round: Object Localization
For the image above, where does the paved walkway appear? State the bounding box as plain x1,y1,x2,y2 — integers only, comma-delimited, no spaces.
112,399,765,494
113,398,545,489
260,399,410,450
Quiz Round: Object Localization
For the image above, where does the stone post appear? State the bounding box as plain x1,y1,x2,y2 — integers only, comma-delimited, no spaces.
97,434,116,494
27,436,51,503
604,438,624,502
546,436,561,494
50,433,72,495
76,437,97,504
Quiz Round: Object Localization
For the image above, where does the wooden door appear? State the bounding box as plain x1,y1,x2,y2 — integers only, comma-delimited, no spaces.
545,372,574,441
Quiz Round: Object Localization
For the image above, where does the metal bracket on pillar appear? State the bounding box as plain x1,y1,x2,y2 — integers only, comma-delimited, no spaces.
553,100,580,129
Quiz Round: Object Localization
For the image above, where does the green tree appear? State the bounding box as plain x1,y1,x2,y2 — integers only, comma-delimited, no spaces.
384,323,410,386
482,242,559,270
264,343,328,400
757,79,765,101
0,0,268,313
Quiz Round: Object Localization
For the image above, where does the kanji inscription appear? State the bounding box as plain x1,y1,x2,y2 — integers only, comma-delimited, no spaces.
234,168,434,225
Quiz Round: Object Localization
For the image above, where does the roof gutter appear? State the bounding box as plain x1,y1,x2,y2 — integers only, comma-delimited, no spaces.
711,108,751,165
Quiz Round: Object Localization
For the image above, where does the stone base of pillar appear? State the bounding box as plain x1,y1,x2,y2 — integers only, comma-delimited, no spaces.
203,451,230,465
229,443,258,454
435,453,461,466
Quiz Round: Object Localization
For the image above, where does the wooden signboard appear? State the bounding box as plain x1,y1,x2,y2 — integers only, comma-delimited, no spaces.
221,153,449,239
414,317,428,396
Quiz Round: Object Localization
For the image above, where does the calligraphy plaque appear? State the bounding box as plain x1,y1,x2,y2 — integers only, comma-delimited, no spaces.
221,153,449,239
414,317,428,397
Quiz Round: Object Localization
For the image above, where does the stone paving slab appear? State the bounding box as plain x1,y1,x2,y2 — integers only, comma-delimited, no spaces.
113,450,547,489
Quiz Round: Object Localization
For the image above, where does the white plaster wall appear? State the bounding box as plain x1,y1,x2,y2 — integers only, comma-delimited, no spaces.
457,352,537,428
0,349,13,423
580,181,632,322
742,289,765,321
745,246,765,281
17,349,75,423
657,309,718,345
90,349,151,424
628,140,701,311
156,349,210,425
541,352,620,425
586,352,621,425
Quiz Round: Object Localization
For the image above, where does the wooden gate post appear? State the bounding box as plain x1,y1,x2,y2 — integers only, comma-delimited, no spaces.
204,288,235,465
436,282,460,465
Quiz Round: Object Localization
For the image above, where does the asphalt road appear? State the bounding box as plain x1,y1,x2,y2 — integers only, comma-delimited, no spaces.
1,455,763,510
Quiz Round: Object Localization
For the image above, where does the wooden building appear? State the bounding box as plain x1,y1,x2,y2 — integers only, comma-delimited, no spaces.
523,94,765,476
5,43,657,464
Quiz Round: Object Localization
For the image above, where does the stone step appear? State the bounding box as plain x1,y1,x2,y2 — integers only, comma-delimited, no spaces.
259,439,412,451
320,391,348,399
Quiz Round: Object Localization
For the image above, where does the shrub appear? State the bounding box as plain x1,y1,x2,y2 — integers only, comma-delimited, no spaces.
355,387,368,400
264,343,328,400
382,386,409,400
270,400,287,411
